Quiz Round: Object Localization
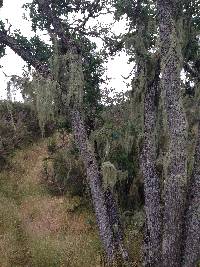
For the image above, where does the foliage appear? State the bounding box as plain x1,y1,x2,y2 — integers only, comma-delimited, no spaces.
14,32,53,65
0,100,40,169
90,101,143,210
43,133,86,196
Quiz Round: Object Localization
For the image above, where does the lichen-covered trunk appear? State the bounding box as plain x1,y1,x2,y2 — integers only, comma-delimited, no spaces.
183,122,200,267
70,108,116,261
140,67,162,266
67,45,129,264
105,188,129,263
71,108,129,264
157,1,188,266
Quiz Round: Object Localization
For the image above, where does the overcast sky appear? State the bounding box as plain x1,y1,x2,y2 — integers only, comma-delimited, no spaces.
0,0,133,101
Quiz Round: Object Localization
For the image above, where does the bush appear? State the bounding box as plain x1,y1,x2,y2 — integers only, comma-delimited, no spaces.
43,134,86,196
0,100,40,169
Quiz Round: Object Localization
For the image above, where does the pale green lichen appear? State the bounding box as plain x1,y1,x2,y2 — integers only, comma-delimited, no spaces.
67,50,84,108
32,75,58,136
102,161,128,192
28,44,84,135
50,44,84,108
102,161,118,191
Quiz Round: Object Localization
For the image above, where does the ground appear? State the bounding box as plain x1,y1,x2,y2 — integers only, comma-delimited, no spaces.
0,139,142,267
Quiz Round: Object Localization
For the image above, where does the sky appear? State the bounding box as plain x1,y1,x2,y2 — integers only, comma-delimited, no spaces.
0,0,133,101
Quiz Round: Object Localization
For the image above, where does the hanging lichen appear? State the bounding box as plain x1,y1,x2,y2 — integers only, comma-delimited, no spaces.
184,76,200,177
49,44,70,91
90,104,133,193
67,50,84,108
49,43,84,109
102,161,118,191
129,18,151,169
32,75,59,136
6,81,16,132
102,161,128,192
28,41,85,136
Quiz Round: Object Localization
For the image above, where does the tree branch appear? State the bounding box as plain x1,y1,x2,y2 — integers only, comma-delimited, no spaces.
36,0,72,50
0,30,50,76
79,0,101,29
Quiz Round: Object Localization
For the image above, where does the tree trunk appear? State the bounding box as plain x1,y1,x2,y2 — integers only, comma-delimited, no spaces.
140,59,162,267
183,121,200,267
105,188,129,264
157,1,188,266
71,108,129,264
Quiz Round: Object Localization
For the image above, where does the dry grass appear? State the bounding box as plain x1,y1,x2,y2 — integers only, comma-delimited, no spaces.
0,140,103,267
0,139,142,267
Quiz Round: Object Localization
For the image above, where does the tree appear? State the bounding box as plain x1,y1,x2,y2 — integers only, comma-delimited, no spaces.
113,0,200,266
0,0,129,264
1,0,199,266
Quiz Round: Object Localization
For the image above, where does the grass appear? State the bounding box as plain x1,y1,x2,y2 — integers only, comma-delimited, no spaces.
0,139,142,266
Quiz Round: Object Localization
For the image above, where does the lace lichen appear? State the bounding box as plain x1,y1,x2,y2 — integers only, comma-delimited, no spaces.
102,161,128,192
50,44,84,109
31,75,58,136
30,43,85,135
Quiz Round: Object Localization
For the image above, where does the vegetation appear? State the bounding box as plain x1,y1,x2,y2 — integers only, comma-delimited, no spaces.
0,0,199,266
0,100,40,169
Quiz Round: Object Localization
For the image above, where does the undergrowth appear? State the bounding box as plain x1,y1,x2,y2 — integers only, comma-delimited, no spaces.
0,139,142,266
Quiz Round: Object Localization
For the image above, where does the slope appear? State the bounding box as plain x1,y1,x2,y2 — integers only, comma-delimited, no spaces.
0,139,102,267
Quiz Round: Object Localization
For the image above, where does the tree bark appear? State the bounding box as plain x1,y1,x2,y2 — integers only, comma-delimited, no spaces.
140,59,162,267
129,2,163,263
71,109,130,264
183,121,200,267
157,1,188,266
70,108,117,261
105,188,129,263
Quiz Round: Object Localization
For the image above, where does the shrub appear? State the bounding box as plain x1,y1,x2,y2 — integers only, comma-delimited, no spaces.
43,134,86,196
0,100,42,170
0,98,54,169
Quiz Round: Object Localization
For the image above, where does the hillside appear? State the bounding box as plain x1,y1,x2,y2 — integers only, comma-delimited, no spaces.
0,138,143,267
0,140,104,267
